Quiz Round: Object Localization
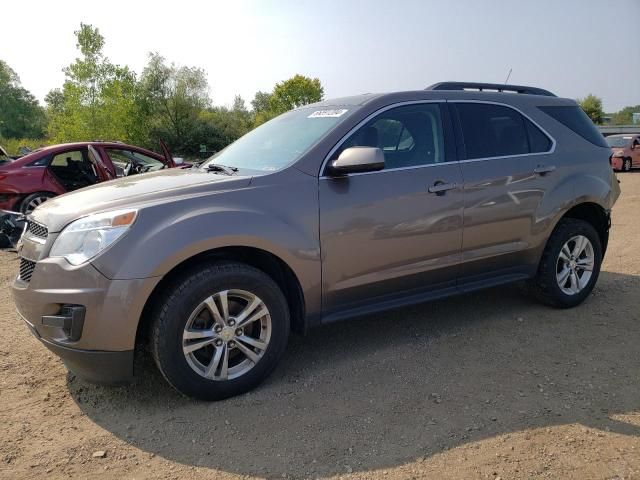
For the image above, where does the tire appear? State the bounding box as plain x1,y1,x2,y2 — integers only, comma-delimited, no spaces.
20,192,56,214
151,261,290,401
529,218,602,308
622,158,631,172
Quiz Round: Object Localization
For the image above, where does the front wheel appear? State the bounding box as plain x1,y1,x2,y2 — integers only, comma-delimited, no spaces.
20,192,56,214
151,262,290,400
622,158,631,172
529,218,602,308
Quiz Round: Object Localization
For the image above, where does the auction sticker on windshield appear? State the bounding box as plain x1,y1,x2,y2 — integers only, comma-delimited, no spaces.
308,109,348,118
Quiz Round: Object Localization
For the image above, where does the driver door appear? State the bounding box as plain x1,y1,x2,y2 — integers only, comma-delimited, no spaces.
319,102,463,318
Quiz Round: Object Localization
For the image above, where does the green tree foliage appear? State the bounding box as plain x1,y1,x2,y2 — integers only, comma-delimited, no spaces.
269,74,324,113
251,75,324,126
137,53,212,154
610,105,640,125
577,94,604,124
251,91,272,113
4,23,328,158
0,60,46,139
46,23,138,142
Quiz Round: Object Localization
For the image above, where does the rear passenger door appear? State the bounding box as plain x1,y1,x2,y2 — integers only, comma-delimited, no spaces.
452,102,556,285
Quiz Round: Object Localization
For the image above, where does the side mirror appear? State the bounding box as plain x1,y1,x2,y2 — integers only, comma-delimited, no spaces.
327,147,385,176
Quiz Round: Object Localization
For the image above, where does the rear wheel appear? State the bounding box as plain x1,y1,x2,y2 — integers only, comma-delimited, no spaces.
151,261,290,400
20,192,56,214
529,218,602,308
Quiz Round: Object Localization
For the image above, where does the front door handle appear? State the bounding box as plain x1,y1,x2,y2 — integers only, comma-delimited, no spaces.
533,165,556,175
428,182,457,195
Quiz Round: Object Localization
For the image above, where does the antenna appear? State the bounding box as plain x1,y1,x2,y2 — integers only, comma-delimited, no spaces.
504,68,513,85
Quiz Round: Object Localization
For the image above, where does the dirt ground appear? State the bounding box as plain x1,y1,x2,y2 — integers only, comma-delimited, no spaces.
1,174,639,480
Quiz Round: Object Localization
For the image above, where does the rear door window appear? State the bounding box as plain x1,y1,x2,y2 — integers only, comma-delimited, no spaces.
49,149,98,191
455,103,553,159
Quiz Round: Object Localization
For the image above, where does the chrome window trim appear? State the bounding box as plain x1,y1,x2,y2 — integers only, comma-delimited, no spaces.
319,99,557,178
449,99,557,163
319,100,446,179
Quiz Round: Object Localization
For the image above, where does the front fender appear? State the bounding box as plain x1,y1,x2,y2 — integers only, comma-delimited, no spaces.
91,170,321,318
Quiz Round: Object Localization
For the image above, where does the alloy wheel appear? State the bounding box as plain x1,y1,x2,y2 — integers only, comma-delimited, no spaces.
556,235,594,295
182,289,272,381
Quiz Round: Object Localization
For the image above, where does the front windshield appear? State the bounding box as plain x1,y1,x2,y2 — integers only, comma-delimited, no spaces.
606,136,631,148
201,107,353,172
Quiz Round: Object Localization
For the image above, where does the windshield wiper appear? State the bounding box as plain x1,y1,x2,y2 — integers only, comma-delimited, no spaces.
205,163,239,176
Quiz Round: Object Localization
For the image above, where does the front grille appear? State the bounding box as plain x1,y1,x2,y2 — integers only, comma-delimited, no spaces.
27,221,48,239
19,258,36,283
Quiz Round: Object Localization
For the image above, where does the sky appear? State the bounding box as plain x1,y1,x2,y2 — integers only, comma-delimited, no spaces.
3,0,639,112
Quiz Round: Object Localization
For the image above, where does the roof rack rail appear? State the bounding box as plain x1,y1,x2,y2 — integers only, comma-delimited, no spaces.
427,82,556,97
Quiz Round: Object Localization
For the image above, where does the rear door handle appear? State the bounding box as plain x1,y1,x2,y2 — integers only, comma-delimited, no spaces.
428,182,457,195
533,165,556,175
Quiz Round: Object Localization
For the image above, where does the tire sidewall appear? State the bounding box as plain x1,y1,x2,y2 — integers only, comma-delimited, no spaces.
153,264,290,401
543,220,602,308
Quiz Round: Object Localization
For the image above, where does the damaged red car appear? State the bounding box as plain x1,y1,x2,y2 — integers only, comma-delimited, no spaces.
0,141,179,214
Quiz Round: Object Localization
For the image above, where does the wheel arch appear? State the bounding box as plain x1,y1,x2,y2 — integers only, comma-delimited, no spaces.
135,246,307,350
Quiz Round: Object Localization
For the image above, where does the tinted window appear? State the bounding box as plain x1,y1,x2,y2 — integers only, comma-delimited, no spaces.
338,103,445,169
456,103,530,159
525,117,552,152
539,106,608,148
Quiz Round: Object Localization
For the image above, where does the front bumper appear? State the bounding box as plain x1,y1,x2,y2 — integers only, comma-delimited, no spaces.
12,255,160,384
21,314,134,383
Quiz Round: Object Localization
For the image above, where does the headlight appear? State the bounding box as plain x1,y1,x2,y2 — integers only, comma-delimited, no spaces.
50,209,137,265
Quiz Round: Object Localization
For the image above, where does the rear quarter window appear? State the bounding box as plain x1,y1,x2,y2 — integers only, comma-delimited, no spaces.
538,106,608,148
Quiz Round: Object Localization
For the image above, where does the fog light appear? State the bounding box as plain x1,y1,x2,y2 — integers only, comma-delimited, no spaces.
41,305,85,341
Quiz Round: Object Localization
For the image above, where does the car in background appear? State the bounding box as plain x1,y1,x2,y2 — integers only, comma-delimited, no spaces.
0,141,177,214
607,134,640,172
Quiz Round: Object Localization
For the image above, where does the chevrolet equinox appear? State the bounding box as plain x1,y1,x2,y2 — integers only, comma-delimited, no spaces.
12,82,620,400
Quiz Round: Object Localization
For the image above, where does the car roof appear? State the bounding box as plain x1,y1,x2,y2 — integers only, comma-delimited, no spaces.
7,141,163,167
306,89,576,109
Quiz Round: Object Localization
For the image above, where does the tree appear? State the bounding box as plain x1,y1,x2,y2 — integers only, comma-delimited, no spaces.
577,94,604,124
0,60,46,139
251,91,272,113
46,23,138,142
610,105,640,125
137,53,211,154
269,74,324,114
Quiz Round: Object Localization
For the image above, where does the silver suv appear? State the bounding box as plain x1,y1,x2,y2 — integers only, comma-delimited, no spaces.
12,82,620,400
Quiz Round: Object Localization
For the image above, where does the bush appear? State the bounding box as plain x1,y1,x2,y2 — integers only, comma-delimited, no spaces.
0,137,48,156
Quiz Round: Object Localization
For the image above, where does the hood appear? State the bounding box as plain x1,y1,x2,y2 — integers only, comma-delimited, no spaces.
30,168,252,232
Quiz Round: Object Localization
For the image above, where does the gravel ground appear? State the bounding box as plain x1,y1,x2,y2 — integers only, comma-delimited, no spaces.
1,173,639,480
